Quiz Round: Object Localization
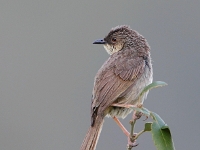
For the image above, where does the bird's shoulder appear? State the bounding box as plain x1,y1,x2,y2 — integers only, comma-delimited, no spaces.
94,49,145,82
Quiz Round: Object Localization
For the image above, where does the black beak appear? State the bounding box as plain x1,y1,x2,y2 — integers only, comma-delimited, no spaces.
93,39,106,44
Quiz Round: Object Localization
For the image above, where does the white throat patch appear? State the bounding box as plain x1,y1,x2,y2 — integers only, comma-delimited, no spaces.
103,44,122,55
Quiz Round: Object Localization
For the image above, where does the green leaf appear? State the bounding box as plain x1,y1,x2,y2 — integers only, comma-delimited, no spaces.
139,81,167,99
144,122,152,131
150,112,175,150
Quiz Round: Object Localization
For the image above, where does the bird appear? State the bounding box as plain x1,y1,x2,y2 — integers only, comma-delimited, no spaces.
80,25,153,150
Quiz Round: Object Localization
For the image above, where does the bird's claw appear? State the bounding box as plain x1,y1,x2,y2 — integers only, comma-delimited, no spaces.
134,111,143,120
130,142,139,147
143,115,149,121
136,103,143,108
127,140,139,148
127,134,139,148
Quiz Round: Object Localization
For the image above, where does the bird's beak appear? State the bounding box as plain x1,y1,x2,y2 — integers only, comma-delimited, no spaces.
93,39,106,44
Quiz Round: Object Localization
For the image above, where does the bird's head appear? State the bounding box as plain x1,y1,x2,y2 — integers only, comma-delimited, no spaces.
93,25,142,55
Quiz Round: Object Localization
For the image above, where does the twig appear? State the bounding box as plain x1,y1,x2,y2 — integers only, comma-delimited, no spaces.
134,130,145,140
127,110,139,150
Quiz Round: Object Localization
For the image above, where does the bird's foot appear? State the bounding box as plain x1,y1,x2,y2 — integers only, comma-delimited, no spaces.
133,111,143,120
136,103,143,108
127,134,139,148
143,115,149,121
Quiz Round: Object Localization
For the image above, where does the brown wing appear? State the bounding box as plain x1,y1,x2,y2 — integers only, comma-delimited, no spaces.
91,55,146,125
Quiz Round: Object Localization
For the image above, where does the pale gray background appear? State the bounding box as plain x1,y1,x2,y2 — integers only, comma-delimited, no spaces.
0,1,199,150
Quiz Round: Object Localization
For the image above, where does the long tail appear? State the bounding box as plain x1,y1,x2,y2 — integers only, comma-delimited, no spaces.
80,116,104,150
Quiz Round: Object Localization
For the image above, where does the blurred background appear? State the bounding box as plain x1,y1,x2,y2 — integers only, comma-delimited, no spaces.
0,1,199,150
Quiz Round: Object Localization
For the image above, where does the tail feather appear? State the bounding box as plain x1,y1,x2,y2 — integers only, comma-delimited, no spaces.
80,116,104,150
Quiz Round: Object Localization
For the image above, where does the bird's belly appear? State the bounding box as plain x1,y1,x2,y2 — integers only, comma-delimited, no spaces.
106,106,132,119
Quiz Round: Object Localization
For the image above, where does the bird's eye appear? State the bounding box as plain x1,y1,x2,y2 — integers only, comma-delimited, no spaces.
111,38,117,42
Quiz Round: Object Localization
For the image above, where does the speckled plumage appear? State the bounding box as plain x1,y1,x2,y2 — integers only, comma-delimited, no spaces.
81,25,153,150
